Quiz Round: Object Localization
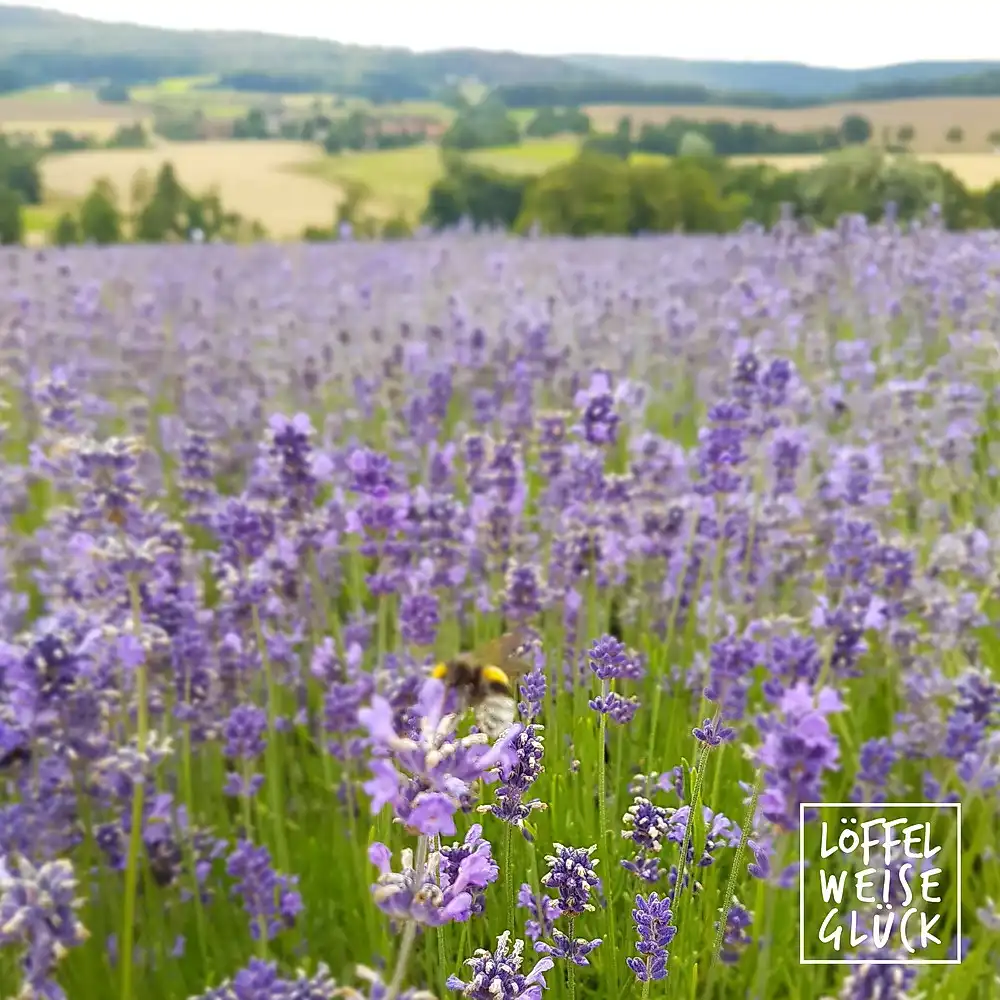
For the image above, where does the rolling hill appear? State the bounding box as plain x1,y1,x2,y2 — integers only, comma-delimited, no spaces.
2,4,1000,106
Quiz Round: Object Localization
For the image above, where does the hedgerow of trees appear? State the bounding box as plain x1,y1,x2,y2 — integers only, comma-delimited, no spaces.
440,97,521,150
421,144,1000,236
45,162,266,246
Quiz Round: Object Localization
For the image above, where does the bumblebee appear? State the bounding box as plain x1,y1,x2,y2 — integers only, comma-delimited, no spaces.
431,632,532,738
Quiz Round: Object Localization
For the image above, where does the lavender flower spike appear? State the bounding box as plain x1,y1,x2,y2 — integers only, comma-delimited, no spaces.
626,892,677,982
447,931,554,1000
0,856,89,1000
541,844,600,916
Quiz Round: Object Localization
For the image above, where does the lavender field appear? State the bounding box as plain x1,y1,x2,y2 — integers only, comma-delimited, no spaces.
0,220,997,1000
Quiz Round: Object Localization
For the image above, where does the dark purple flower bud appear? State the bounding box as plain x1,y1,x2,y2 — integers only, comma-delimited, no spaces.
589,692,640,725
222,704,267,761
189,958,337,1000
399,592,440,648
518,648,547,722
517,883,562,941
226,840,302,942
626,892,676,982
716,898,753,964
747,840,771,880
503,562,544,622
534,929,603,966
693,718,735,747
588,636,632,682
853,737,898,801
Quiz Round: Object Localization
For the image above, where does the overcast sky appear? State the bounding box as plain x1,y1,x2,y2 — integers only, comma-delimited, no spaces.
17,0,998,69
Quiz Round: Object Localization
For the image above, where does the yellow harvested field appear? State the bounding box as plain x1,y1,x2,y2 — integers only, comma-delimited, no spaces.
727,152,1000,187
41,141,338,237
585,97,1000,153
0,95,138,123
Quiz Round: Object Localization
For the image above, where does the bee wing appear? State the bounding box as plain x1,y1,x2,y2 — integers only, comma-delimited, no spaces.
473,631,528,669
475,692,517,739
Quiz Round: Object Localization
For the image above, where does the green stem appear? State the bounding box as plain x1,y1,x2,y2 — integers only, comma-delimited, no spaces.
385,835,428,1000
566,918,576,1000
120,575,149,1000
242,761,267,958
251,604,290,872
503,824,515,931
646,517,698,766
597,682,620,999
711,768,761,968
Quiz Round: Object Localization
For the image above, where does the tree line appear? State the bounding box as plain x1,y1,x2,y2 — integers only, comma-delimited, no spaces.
420,145,1000,236
493,72,1000,109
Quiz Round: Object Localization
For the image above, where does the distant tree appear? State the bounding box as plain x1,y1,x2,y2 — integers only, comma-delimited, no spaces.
48,129,94,152
135,163,187,241
897,124,915,146
441,98,520,150
52,211,81,246
106,123,148,149
516,153,633,235
233,108,269,140
678,131,715,158
984,182,1000,226
0,141,42,204
0,185,22,245
381,214,413,239
989,129,1000,148
946,125,964,144
839,114,873,146
78,179,122,244
97,82,130,103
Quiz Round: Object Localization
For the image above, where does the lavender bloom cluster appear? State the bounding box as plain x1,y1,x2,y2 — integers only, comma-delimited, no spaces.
0,222,995,1000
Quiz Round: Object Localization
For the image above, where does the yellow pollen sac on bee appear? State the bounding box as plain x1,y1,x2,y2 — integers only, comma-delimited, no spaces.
431,663,448,679
482,666,511,687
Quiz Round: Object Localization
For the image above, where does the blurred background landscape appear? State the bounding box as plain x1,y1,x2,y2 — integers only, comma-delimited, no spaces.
4,2,1000,242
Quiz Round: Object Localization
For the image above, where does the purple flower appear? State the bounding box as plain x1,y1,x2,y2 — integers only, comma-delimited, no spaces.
480,725,546,836
447,931,554,1000
853,737,898,801
716,898,753,964
267,412,318,516
369,834,496,927
504,562,544,622
359,677,520,834
440,824,499,918
589,691,639,725
747,840,771,880
226,841,302,942
541,844,599,916
626,892,676,982
517,884,562,941
189,959,337,1000
534,930,603,966
757,684,843,831
588,636,632,681
399,592,440,648
518,648,547,722
0,857,89,1000
693,718,735,747
704,634,760,722
222,704,267,760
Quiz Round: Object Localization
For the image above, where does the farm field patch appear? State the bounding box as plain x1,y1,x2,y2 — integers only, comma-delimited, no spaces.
40,141,336,237
584,96,1000,153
